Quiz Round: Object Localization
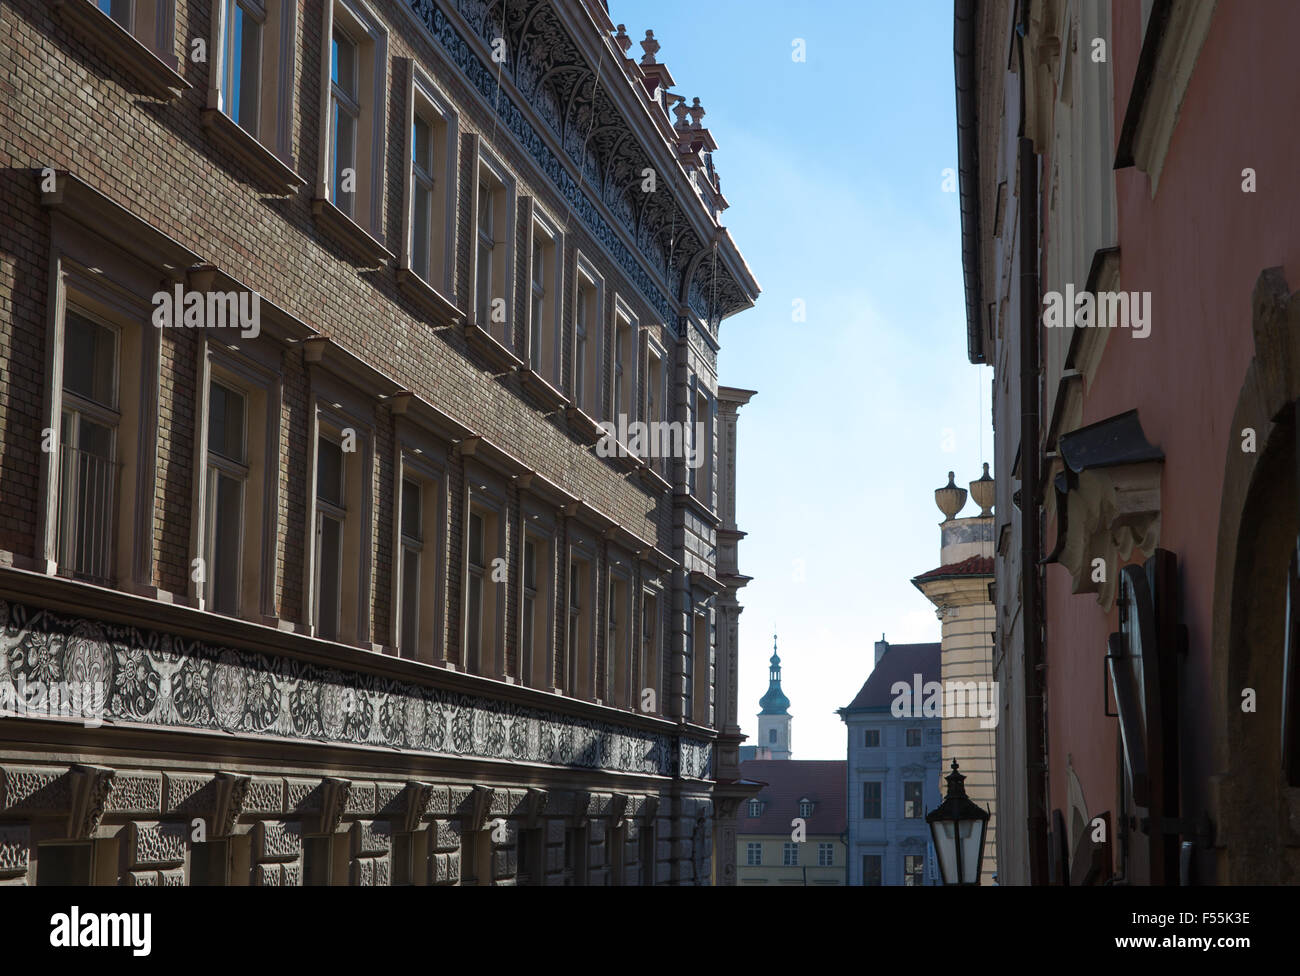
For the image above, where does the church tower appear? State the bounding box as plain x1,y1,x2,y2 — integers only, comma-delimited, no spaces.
757,634,792,760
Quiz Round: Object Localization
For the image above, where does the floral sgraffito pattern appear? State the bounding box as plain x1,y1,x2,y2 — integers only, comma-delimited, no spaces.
0,600,713,779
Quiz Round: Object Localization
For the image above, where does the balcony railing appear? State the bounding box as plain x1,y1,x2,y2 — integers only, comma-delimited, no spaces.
56,443,120,586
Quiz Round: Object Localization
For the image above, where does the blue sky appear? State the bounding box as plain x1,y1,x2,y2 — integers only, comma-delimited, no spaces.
612,0,995,759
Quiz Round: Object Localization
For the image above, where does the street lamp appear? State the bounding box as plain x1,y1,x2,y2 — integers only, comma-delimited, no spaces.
926,760,990,885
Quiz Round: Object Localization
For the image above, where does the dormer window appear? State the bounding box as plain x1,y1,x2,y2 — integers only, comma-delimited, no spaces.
747,799,761,817
799,799,813,818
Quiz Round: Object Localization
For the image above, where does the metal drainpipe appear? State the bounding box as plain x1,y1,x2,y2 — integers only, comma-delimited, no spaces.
1016,1,1050,887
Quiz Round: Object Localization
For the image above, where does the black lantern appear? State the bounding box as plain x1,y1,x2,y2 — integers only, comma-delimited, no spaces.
926,760,990,885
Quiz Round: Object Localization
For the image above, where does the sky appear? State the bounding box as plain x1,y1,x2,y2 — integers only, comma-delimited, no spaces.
610,0,995,759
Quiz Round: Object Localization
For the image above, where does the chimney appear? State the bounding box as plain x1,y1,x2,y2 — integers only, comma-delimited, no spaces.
875,634,888,665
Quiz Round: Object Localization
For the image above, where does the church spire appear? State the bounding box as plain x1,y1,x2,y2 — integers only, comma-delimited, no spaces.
759,632,790,715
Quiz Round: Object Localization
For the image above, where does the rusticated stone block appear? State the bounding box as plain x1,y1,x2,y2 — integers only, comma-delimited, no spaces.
352,857,375,886
281,860,301,886
492,849,515,878
587,793,611,816
256,821,302,861
489,790,510,815
346,783,376,816
286,779,318,811
160,868,184,886
106,774,162,815
588,820,606,844
0,826,31,877
424,786,450,817
128,822,186,868
448,785,474,812
255,863,281,886
352,820,392,856
375,782,404,813
125,870,159,886
244,778,283,815
0,766,70,812
163,774,210,815
545,820,565,844
432,820,460,852
430,852,454,884
372,854,390,886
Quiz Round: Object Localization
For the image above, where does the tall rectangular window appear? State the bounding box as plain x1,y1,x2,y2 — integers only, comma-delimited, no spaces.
522,536,536,675
315,435,345,641
575,280,589,409
608,575,629,706
862,854,882,886
567,560,582,695
530,235,546,371
783,842,798,866
399,478,422,655
329,27,359,218
566,553,593,698
862,781,882,820
639,823,655,885
645,345,663,469
904,854,925,886
564,827,587,885
57,311,120,585
906,727,922,747
206,381,247,615
903,781,924,819
641,592,658,714
410,115,434,281
612,310,632,424
746,842,762,866
818,843,834,867
221,0,264,135
475,181,493,322
466,509,484,671
864,728,880,747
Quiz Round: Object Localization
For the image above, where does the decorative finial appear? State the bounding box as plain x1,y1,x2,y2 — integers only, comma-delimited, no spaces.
672,98,690,129
969,462,995,516
614,24,632,55
688,96,705,129
935,470,968,520
640,29,660,65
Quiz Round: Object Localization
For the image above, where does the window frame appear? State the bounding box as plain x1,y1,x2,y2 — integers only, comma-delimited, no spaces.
571,253,605,421
606,554,634,708
903,780,924,819
746,842,762,866
524,199,564,387
399,62,459,304
782,842,799,867
470,142,518,351
518,500,556,690
392,434,449,663
642,332,667,471
565,527,598,700
609,297,638,434
862,781,882,820
462,460,507,678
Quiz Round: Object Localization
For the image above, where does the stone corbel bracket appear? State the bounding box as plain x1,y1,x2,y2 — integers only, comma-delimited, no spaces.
463,785,495,832
318,777,352,836
213,772,251,838
1045,409,1164,611
68,764,115,840
520,788,549,830
400,781,432,835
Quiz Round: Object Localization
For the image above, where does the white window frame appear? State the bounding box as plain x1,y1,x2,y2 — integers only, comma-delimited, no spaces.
470,143,517,350
206,0,298,168
610,297,637,435
525,200,564,386
643,332,667,470
400,62,458,300
571,254,604,420
392,430,449,664
463,461,507,678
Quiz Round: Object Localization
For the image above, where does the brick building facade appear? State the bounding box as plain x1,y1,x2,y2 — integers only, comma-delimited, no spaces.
0,0,759,885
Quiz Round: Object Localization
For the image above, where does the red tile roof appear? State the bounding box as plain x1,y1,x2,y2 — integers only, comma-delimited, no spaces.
912,554,994,581
738,760,847,836
840,642,940,711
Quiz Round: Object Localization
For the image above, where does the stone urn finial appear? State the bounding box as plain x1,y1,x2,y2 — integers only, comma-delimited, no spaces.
970,462,995,516
935,471,967,520
640,29,660,65
688,96,705,129
671,97,690,129
615,24,632,55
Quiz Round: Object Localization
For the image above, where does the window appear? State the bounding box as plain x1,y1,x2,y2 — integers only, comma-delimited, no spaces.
470,149,516,350
747,799,761,817
862,854,882,886
768,728,777,743
526,206,563,385
205,380,247,615
818,843,834,867
862,782,882,819
906,728,922,747
219,0,263,135
644,341,665,470
864,728,880,747
463,473,505,678
782,842,798,866
314,434,345,641
98,0,132,28
302,836,332,885
572,257,603,418
610,302,636,428
400,65,457,305
390,832,415,885
461,829,492,886
746,843,762,866
522,535,537,675
329,28,358,219
904,854,925,886
639,822,655,885
564,827,587,885
57,311,120,586
36,842,95,885
59,0,184,98
904,781,924,819
690,384,712,502
519,512,554,688
190,840,230,885
466,510,485,670
607,572,632,707
640,591,659,713
691,610,710,726
798,799,813,818
516,828,543,886
566,541,595,698
399,478,422,655
315,0,388,251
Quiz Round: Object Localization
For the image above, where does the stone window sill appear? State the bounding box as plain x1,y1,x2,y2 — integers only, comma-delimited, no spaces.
465,321,524,373
201,108,304,194
396,268,461,328
311,197,394,267
519,368,568,412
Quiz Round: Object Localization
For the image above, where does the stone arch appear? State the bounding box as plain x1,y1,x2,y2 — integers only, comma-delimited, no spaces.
1210,267,1300,882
